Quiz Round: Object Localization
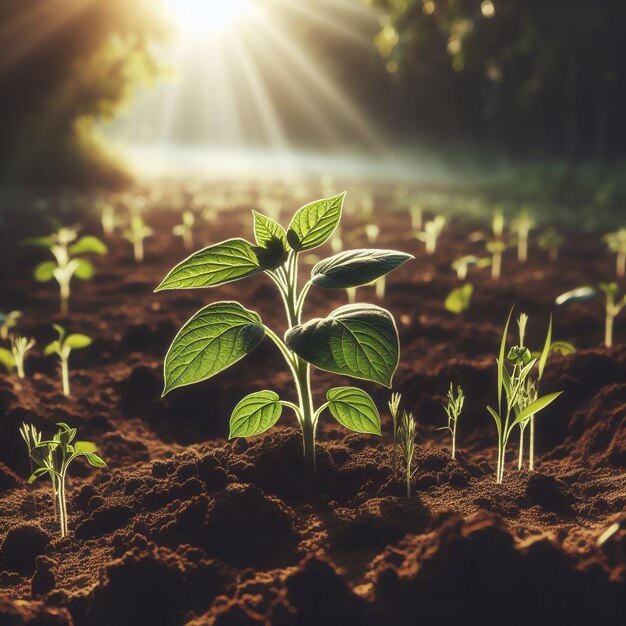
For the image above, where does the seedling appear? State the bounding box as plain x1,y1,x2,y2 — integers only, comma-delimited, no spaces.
388,392,402,476
24,228,107,314
409,203,423,231
123,215,153,262
451,255,490,280
511,209,536,263
0,334,36,379
0,311,21,341
538,227,563,261
438,384,464,459
487,210,506,279
21,422,105,537
556,283,626,348
173,211,195,251
44,325,92,397
415,216,446,255
487,309,562,483
444,283,473,314
156,193,413,475
99,199,118,237
398,410,416,497
365,224,380,244
603,228,626,278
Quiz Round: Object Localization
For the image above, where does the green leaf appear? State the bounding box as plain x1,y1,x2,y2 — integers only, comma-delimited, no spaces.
311,249,413,289
22,236,53,249
497,308,513,414
326,386,381,435
252,211,287,247
163,301,265,395
155,238,265,291
69,236,108,256
65,334,92,349
509,391,563,432
74,259,95,281
537,315,552,381
44,341,60,357
84,452,106,467
487,405,502,442
285,304,399,387
28,467,50,484
444,283,473,314
74,441,98,454
286,193,345,252
0,348,15,373
229,390,283,439
550,341,576,356
34,261,57,282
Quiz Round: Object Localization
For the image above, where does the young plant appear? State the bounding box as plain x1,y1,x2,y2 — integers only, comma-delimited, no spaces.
556,283,626,348
444,283,473,314
21,422,105,537
538,227,563,261
0,334,36,379
487,210,506,279
388,392,402,476
415,216,446,255
511,209,536,263
44,325,92,397
123,215,153,263
603,228,626,278
25,228,107,314
99,199,118,238
398,410,416,497
173,211,195,251
156,193,413,475
487,309,562,483
0,310,22,341
451,255,490,280
365,224,380,244
438,384,464,459
409,203,423,231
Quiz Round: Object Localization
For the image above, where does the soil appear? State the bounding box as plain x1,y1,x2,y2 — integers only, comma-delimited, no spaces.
0,182,625,626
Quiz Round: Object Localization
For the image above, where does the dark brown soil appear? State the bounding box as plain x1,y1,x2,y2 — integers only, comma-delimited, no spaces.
0,182,625,625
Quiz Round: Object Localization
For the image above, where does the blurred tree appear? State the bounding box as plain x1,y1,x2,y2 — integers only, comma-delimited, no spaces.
0,0,166,187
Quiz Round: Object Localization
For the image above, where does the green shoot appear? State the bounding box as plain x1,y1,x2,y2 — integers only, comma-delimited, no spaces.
511,209,536,263
172,210,195,251
388,392,402,476
0,334,36,379
538,227,563,261
438,384,464,459
398,410,416,498
409,203,423,231
487,309,562,483
22,422,105,537
156,193,413,475
44,325,92,397
444,283,473,314
123,215,153,263
0,310,22,341
415,216,446,255
451,255,490,280
99,199,118,238
603,228,626,278
516,378,537,470
487,210,506,279
24,228,107,314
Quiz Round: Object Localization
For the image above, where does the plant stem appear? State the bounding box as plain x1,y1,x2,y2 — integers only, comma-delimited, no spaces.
60,281,70,315
519,231,528,262
15,355,25,379
375,276,386,300
518,427,525,470
492,252,502,279
296,359,316,476
57,476,68,537
618,252,625,279
406,465,411,498
605,312,614,348
451,425,456,460
529,416,535,471
61,358,70,397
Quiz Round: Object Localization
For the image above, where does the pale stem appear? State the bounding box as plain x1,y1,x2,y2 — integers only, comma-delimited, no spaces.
15,353,25,379
406,464,411,498
451,423,457,460
529,415,535,471
458,265,468,280
426,235,437,255
347,287,357,304
492,252,502,279
61,357,70,397
59,280,70,315
618,252,626,279
605,312,614,348
518,230,528,262
518,426,525,470
134,238,144,263
375,276,386,300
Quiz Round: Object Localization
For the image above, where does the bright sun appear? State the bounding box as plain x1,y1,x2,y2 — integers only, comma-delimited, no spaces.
163,0,257,35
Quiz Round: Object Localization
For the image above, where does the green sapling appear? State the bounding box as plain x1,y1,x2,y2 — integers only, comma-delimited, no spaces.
603,228,626,278
173,210,195,251
388,392,402,476
438,384,464,459
44,325,92,397
398,410,416,497
538,227,563,261
0,334,36,379
451,255,490,280
124,215,153,263
512,209,536,263
0,311,22,341
444,283,473,314
415,216,446,255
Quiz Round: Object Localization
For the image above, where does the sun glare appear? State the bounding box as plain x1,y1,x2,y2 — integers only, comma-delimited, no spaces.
163,0,256,34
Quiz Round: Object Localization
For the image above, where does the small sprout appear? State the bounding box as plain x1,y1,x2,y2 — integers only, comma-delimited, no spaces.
0,334,36,379
471,210,507,279
365,224,380,244
515,377,537,470
511,209,536,263
346,286,357,304
444,283,473,314
172,211,195,251
451,255,490,280
603,228,626,278
22,422,105,537
123,215,153,263
24,228,107,314
538,227,563,261
99,200,118,238
388,392,402,476
409,203,423,231
398,410,416,498
415,216,446,254
0,310,22,341
44,325,92,397
438,384,464,459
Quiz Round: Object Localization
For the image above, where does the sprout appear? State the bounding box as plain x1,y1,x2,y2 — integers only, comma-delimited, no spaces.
0,310,22,341
470,210,506,279
21,422,105,537
398,410,416,498
98,199,118,238
24,228,107,314
438,384,464,459
415,216,446,255
409,203,423,231
516,378,537,470
451,255,490,280
44,325,92,397
511,209,536,263
0,334,36,379
388,392,402,476
538,227,563,261
172,211,195,251
603,228,626,278
365,224,380,244
444,283,473,314
124,215,153,263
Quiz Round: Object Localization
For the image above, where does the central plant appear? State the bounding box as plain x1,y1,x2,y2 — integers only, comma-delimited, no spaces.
156,193,412,474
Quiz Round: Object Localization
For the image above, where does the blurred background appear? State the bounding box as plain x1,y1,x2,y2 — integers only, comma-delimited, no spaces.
1,0,625,222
